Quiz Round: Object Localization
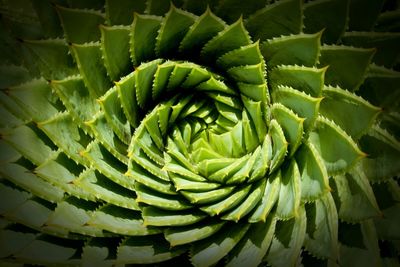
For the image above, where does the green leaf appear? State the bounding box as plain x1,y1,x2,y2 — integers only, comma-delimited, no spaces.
21,38,78,80
266,206,306,267
221,179,266,221
116,72,140,127
105,0,146,25
75,170,138,210
129,13,162,66
135,183,191,211
14,235,82,265
51,75,100,124
164,219,225,246
98,86,131,145
179,7,226,55
155,5,197,57
295,141,330,202
0,181,32,214
303,0,348,44
167,62,197,89
85,124,125,165
268,120,287,173
271,103,304,156
88,204,157,235
35,152,93,201
342,32,400,68
271,86,321,132
318,45,375,91
142,207,206,227
100,25,132,81
270,65,326,97
320,86,381,139
0,162,64,203
0,64,31,88
200,184,252,216
227,63,265,84
117,235,185,264
46,198,102,236
152,61,176,100
248,171,280,222
217,41,263,69
0,227,38,258
261,32,321,68
226,217,276,267
3,124,55,166
245,0,302,41
276,160,301,220
359,125,400,182
332,165,381,222
201,18,251,62
237,82,268,104
7,78,60,122
309,116,365,175
38,112,92,166
82,141,134,191
56,6,105,44
304,193,338,260
70,43,112,97
135,59,163,109
190,222,250,267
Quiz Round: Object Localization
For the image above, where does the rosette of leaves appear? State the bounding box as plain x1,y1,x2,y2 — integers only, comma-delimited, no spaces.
0,0,399,266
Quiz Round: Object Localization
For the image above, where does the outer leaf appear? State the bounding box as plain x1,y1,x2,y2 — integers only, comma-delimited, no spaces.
105,0,146,25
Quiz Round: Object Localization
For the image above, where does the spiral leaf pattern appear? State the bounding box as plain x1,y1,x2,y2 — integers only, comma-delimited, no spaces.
0,0,399,266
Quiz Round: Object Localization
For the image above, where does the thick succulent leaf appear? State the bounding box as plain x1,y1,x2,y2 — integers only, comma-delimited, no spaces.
261,32,321,68
270,65,326,97
245,0,302,41
320,86,381,139
332,165,381,222
7,78,60,123
271,103,304,156
201,18,251,62
266,206,306,267
75,170,138,210
164,219,225,246
51,76,100,123
38,112,92,166
21,39,78,80
129,13,162,66
117,235,185,264
271,86,321,132
142,206,206,227
70,43,112,97
248,171,280,222
217,42,263,69
190,222,250,267
0,226,38,258
100,25,132,81
0,64,31,88
179,8,226,55
318,45,375,91
116,72,140,127
215,0,268,23
226,216,276,267
98,86,131,145
135,59,163,109
12,235,82,265
276,160,301,220
359,125,400,182
82,237,120,267
268,120,287,173
88,204,157,235
303,0,349,44
30,1,63,38
105,0,146,25
304,193,338,260
296,141,330,202
56,6,105,44
309,116,365,175
0,162,64,203
342,32,400,68
0,181,32,215
155,6,196,57
2,124,55,166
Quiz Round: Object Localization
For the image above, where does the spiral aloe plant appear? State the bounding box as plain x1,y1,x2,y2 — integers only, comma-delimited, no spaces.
0,0,399,266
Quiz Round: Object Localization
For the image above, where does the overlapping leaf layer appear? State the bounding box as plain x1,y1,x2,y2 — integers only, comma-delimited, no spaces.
0,0,399,266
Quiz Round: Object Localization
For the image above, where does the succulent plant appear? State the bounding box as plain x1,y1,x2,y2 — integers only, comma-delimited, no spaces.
0,0,400,266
